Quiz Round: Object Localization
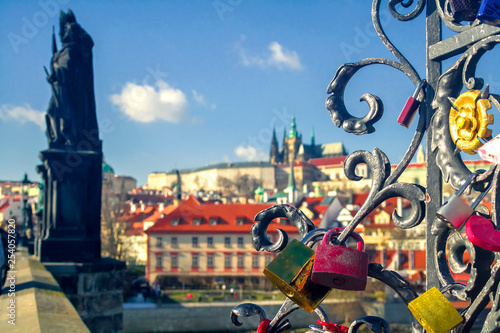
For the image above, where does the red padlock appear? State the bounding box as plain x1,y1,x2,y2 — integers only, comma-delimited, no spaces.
316,320,348,333
465,215,500,252
397,80,427,128
311,228,369,291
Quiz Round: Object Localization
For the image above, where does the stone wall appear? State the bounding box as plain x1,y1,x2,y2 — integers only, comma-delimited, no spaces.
123,299,413,333
0,248,90,332
44,258,126,333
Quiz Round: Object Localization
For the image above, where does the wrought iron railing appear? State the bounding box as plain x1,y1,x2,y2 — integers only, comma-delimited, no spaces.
230,1,500,332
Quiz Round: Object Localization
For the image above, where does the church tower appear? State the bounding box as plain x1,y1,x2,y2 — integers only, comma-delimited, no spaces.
286,115,302,164
270,127,281,164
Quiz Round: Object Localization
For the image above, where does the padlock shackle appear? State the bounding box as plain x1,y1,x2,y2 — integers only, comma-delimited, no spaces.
322,228,364,252
412,79,427,100
301,228,330,245
439,282,466,296
455,169,492,210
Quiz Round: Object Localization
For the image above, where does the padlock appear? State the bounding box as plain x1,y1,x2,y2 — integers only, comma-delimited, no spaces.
263,229,331,313
311,228,369,291
450,0,482,21
312,320,348,333
466,215,500,252
408,285,464,333
477,0,500,27
397,80,426,128
436,170,492,229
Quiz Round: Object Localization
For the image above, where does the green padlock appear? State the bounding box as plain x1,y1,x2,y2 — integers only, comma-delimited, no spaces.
408,285,464,333
263,229,331,313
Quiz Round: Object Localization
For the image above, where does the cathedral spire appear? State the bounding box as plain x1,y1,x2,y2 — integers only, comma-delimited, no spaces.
311,127,315,146
289,115,297,138
270,127,280,164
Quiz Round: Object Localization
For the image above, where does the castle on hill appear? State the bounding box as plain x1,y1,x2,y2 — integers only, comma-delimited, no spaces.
270,116,347,164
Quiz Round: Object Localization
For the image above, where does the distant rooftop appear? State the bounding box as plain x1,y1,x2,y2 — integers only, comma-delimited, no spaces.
152,161,274,175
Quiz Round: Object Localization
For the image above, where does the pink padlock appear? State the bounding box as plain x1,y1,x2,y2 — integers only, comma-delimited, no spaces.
311,228,369,291
478,134,500,164
466,215,500,252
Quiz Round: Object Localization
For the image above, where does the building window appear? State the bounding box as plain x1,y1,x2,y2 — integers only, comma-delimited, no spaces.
224,237,231,248
171,254,178,268
192,254,199,268
209,218,218,225
156,237,163,248
224,255,231,268
171,237,178,248
192,237,199,248
193,218,202,226
171,218,179,226
236,218,245,225
237,237,244,248
156,255,163,268
207,237,214,248
207,255,214,268
237,255,244,268
252,255,259,268
265,255,271,266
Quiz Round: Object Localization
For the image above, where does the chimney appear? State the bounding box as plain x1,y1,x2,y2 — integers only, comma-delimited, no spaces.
140,201,145,212
159,202,165,211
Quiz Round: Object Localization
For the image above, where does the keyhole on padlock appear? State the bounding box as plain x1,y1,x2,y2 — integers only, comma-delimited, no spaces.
333,277,345,286
282,285,295,298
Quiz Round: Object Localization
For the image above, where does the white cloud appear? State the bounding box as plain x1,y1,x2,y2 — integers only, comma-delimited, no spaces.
192,90,216,110
0,104,45,130
234,145,268,161
237,37,302,70
110,80,190,123
268,42,302,70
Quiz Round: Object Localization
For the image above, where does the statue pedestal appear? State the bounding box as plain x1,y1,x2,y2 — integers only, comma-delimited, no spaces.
37,147,102,262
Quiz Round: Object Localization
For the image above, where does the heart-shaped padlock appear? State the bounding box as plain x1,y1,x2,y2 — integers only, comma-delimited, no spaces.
466,215,500,252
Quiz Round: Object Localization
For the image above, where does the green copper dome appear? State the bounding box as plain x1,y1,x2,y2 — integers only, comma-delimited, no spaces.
102,161,115,174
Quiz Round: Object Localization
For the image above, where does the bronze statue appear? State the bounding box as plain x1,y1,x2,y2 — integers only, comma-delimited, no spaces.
45,10,98,148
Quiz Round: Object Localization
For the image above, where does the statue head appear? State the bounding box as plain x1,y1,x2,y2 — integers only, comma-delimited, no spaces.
59,9,77,42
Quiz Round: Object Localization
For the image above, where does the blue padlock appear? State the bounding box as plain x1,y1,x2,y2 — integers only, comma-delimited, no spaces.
477,0,500,26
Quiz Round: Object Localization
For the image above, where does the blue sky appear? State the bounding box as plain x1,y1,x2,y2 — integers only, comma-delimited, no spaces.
1,1,498,186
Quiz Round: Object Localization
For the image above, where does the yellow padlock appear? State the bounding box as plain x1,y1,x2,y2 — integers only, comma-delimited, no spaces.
408,286,464,333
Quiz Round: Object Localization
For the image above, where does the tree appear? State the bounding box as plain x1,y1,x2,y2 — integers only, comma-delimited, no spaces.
101,179,128,260
235,174,259,199
216,176,234,195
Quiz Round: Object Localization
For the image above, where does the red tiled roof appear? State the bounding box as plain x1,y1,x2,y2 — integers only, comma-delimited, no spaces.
146,195,297,234
308,156,347,167
0,202,9,213
118,204,156,223
304,196,324,205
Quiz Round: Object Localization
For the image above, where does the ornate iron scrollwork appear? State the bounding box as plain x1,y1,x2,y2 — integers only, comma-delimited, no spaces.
231,1,500,332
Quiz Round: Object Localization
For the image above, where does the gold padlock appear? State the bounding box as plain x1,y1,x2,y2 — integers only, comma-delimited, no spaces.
408,285,464,333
